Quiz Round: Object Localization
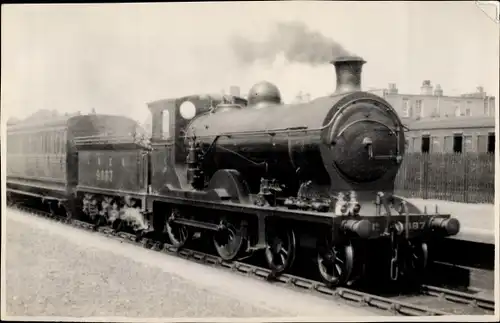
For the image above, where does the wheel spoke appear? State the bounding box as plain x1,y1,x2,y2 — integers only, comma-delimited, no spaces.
213,223,244,261
335,256,344,265
317,242,354,287
279,254,286,265
334,264,342,278
265,229,296,274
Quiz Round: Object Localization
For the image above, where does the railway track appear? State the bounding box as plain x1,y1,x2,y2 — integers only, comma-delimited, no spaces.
7,205,495,317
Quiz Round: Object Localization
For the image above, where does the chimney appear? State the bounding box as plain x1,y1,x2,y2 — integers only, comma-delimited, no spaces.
434,84,443,96
421,80,433,95
388,83,398,94
331,56,366,94
229,85,241,97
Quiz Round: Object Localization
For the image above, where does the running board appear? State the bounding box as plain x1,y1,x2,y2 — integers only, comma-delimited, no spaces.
8,188,66,202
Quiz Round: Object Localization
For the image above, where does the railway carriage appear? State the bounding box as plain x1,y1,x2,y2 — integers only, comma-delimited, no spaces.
6,114,75,213
404,116,495,154
6,113,148,220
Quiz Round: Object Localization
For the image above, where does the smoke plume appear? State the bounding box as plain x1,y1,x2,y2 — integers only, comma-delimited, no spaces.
230,21,353,66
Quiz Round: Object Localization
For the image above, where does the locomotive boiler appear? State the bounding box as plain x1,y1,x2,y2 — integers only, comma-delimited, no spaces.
184,57,405,207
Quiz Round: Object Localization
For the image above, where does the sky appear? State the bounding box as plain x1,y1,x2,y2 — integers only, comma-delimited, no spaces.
1,1,499,125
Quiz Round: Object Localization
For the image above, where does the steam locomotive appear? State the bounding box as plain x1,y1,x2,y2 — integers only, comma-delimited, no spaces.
6,56,460,287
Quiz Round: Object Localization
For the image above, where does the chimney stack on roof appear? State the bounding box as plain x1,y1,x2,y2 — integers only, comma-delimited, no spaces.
434,84,443,96
421,80,433,95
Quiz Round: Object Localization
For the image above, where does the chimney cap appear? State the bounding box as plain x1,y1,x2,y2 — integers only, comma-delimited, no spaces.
330,55,366,65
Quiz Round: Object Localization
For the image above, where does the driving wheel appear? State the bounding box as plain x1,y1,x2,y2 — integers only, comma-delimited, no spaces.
317,241,354,287
265,227,297,274
213,220,246,261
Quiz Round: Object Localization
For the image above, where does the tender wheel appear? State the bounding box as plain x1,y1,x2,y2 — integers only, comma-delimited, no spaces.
166,209,192,249
62,204,73,221
317,240,354,287
48,201,57,217
93,215,106,231
265,227,297,274
213,220,246,261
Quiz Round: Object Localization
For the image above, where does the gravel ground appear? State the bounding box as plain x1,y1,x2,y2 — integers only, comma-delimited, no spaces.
4,210,379,320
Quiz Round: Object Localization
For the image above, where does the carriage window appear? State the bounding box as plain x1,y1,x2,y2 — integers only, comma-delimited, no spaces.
43,132,48,153
488,132,495,153
109,157,113,167
35,133,40,153
39,132,44,153
476,135,487,153
61,130,67,154
47,132,51,153
453,134,463,153
162,110,170,140
122,157,126,167
47,132,50,153
59,131,63,154
50,132,55,154
54,132,59,154
421,135,430,153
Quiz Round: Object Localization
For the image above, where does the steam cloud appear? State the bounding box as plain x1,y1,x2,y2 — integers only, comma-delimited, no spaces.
230,21,353,66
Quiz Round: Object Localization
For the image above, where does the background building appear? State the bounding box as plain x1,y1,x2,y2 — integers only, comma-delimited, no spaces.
379,81,496,120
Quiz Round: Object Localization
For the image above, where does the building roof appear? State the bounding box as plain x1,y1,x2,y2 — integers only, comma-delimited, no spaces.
403,116,495,130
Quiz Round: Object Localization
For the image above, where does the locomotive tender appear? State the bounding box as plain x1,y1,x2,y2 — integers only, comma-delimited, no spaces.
6,56,460,287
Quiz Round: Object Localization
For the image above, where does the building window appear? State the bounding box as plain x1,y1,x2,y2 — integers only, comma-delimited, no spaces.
484,99,489,116
454,105,461,117
465,108,471,116
402,98,409,117
421,135,430,153
464,135,473,152
477,135,487,153
415,100,423,118
431,136,441,153
444,136,453,152
488,132,495,153
453,134,463,153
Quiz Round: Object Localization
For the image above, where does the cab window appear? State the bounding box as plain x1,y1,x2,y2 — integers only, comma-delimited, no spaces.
162,110,170,140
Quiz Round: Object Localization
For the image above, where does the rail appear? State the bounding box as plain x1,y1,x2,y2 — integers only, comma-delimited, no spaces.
8,205,495,317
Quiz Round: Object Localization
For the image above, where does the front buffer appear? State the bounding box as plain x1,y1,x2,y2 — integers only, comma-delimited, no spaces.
323,196,460,287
